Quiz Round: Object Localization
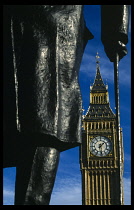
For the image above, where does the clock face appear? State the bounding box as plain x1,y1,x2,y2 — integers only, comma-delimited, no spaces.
90,136,112,157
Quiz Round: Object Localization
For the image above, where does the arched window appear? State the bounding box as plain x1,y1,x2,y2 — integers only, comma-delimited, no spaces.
101,96,103,103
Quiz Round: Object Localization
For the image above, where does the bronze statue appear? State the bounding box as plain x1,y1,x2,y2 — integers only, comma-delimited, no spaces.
3,5,129,205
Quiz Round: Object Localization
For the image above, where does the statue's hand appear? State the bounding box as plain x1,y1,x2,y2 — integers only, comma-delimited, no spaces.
103,41,127,62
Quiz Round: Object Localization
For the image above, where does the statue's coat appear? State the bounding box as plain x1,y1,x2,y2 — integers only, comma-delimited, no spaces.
3,5,93,155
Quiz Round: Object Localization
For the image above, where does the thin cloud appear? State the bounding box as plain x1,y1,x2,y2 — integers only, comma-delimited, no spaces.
124,153,131,162
50,175,82,205
3,189,14,205
3,174,15,205
123,177,131,205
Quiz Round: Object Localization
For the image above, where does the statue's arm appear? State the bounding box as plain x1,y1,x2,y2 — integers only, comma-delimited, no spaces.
101,5,130,62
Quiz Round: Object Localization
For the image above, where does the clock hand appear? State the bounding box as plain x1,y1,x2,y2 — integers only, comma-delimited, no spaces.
99,142,105,151
99,142,104,148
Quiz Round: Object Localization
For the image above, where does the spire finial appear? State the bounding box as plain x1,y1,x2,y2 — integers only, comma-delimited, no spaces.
96,52,100,64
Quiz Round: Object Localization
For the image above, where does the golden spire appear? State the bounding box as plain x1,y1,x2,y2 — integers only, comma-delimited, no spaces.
96,52,100,64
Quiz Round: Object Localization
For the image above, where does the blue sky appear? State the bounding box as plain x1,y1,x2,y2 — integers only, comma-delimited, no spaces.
3,5,131,205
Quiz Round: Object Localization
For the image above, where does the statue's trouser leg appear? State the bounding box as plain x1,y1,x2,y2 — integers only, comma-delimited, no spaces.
15,146,60,205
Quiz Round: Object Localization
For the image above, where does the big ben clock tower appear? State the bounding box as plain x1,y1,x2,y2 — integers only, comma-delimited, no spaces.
80,53,124,205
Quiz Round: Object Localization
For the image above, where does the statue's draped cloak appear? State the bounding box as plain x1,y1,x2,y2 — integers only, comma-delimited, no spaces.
3,5,93,153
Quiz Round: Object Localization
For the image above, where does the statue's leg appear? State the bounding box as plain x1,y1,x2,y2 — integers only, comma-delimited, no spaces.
15,146,60,205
